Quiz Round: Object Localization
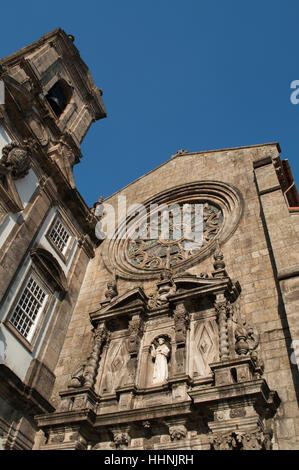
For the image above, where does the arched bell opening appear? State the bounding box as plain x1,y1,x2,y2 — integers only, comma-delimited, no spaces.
45,79,73,118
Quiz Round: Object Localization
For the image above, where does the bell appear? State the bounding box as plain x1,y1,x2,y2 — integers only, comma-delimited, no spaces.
46,82,68,117
47,95,63,116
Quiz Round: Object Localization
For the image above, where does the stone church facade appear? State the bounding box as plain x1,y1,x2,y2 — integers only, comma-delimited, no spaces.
0,29,299,451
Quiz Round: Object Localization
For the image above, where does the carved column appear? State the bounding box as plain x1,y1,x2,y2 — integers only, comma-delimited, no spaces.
173,302,190,374
214,294,230,361
84,322,110,389
126,314,144,382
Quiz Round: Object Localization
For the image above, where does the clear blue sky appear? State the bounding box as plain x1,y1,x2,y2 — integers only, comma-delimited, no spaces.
1,1,299,205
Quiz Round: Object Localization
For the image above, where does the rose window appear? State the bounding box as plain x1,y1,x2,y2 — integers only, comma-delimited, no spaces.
102,181,243,280
127,202,223,270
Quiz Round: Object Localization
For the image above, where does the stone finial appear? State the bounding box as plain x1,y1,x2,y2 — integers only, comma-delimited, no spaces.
233,303,261,358
212,240,228,278
213,240,225,270
104,269,118,301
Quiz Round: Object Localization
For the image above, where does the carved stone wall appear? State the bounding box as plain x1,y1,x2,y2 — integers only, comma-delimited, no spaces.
1,32,292,450
0,30,106,449
46,142,299,450
97,335,130,395
192,316,219,379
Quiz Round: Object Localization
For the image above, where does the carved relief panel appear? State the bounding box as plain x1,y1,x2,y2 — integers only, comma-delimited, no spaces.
97,336,130,395
190,316,219,379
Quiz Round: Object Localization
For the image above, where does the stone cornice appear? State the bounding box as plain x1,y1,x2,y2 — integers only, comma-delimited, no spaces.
0,364,54,416
35,409,96,429
35,401,192,430
188,377,279,411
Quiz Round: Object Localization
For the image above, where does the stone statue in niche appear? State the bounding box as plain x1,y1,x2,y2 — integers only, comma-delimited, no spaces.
150,337,170,384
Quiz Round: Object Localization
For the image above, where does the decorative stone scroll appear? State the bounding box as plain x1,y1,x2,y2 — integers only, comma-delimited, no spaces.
147,270,176,310
68,365,85,389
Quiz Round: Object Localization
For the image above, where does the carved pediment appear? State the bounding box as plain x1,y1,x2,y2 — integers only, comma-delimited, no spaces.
171,274,241,303
173,274,226,289
97,287,148,314
90,271,241,325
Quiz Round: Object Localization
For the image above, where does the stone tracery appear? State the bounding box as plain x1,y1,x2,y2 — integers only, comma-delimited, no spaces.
127,202,223,270
102,181,244,280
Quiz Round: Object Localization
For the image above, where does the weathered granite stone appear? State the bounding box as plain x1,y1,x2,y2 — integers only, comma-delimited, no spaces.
1,29,299,451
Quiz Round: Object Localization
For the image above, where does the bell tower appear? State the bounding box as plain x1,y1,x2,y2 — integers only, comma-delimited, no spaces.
0,30,106,450
0,28,106,188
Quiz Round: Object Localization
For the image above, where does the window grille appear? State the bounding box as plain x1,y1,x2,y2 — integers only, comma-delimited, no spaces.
9,276,47,341
49,218,70,254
